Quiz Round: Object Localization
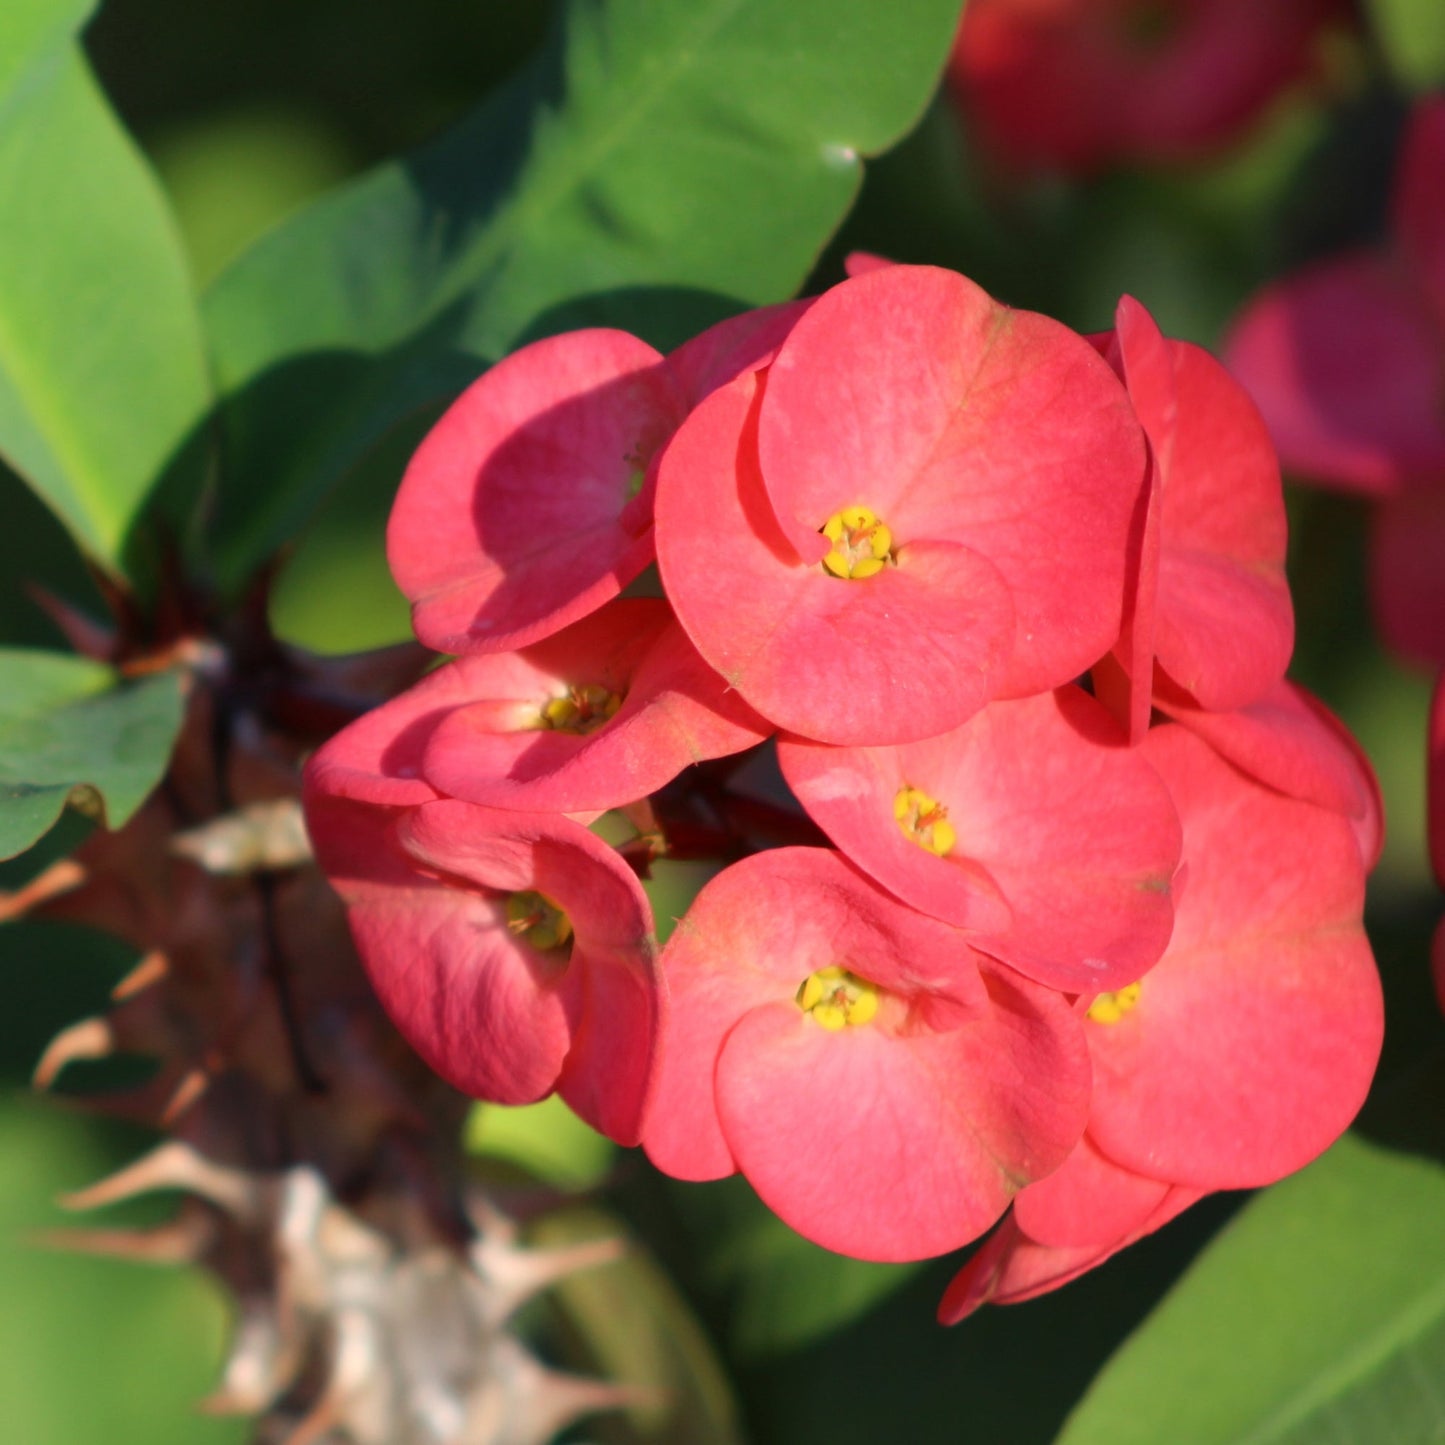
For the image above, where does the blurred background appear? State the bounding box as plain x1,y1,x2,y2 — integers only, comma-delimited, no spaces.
2,2,1442,1441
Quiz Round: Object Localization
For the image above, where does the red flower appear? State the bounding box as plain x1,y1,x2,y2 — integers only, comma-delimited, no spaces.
655,265,1145,745
1227,99,1445,667
303,793,662,1146
940,718,1381,1318
778,685,1181,992
641,848,1090,1262
407,599,770,815
1091,296,1293,739
388,303,807,657
949,0,1344,176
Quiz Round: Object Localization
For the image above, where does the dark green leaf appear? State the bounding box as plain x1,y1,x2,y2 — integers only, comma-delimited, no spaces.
1057,1134,1445,1445
202,0,962,592
0,4,211,577
0,649,185,859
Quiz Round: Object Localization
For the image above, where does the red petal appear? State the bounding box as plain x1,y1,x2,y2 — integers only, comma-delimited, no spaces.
779,687,1181,992
655,370,1015,745
389,329,683,654
1011,1134,1169,1250
1371,489,1445,669
1226,253,1445,494
1086,725,1382,1189
757,266,1144,698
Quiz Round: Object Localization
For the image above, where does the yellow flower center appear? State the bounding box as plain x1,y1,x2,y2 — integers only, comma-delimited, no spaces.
1086,982,1142,1024
505,891,573,952
820,505,894,580
796,965,880,1031
538,683,623,734
894,784,956,857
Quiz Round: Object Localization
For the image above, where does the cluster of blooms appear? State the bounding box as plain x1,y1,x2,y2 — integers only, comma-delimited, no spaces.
1226,96,1445,1015
303,260,1385,1319
947,0,1345,176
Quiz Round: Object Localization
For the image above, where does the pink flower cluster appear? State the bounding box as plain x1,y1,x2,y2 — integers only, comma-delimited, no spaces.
303,262,1384,1314
947,0,1344,176
1228,96,1445,1024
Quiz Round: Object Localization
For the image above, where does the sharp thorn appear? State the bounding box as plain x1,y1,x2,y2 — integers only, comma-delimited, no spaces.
488,1339,662,1445
159,1068,210,1126
32,1017,115,1089
27,1211,215,1265
0,859,87,922
111,949,169,1000
58,1141,261,1218
473,1234,626,1319
25,583,118,661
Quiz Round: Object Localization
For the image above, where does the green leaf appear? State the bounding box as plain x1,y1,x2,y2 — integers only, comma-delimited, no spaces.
202,0,961,592
0,7,211,577
0,649,185,859
0,0,92,100
0,1096,242,1445
1057,1135,1445,1445
1369,0,1445,91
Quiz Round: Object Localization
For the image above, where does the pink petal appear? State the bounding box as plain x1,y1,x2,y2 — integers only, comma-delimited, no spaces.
1430,671,1445,890
665,300,812,406
843,250,898,277
756,265,1146,697
715,964,1089,1262
1102,297,1293,713
1226,253,1445,494
779,687,1182,992
1160,679,1384,869
345,799,661,1139
302,659,493,808
937,1184,1205,1323
420,600,769,812
304,796,572,1106
1096,303,1166,745
950,0,1337,175
643,846,1092,1229
1012,1134,1169,1250
555,934,661,1148
1433,915,1445,1017
389,328,685,655
655,369,1016,745
1395,98,1445,323
1372,488,1445,669
1086,725,1382,1189
1152,334,1292,709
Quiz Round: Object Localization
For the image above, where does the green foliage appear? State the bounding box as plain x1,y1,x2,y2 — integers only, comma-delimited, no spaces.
200,0,962,594
0,650,185,859
0,0,210,578
1369,0,1445,91
0,1095,240,1445
1057,1134,1445,1445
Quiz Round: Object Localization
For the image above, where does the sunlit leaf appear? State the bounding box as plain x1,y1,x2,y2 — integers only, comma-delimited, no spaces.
0,2,211,577
1369,0,1445,91
202,0,962,592
1057,1134,1445,1445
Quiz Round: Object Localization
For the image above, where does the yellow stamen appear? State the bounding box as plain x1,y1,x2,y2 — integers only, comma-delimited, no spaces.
1087,981,1142,1024
795,964,880,1029
894,784,955,857
505,891,573,952
538,683,623,735
818,505,895,580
